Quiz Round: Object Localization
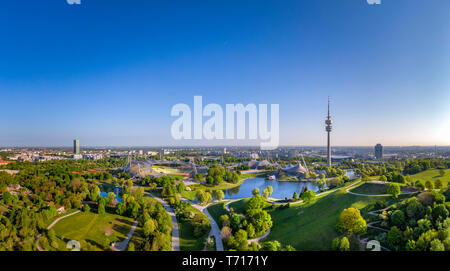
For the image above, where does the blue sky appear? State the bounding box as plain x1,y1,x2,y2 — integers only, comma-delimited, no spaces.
0,0,449,147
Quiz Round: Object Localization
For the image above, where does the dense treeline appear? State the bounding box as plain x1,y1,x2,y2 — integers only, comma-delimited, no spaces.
0,159,172,251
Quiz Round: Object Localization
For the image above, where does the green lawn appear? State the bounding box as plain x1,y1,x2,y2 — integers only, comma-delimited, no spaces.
43,208,79,228
266,188,411,251
180,190,197,201
179,205,209,251
409,169,450,187
228,199,247,214
52,211,136,251
350,183,389,195
207,202,229,227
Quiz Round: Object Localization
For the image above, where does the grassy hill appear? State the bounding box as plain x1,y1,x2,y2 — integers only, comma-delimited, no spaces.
179,205,209,251
409,169,450,187
266,188,411,251
52,211,136,251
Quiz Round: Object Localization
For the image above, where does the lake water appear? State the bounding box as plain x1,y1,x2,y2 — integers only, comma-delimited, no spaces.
99,186,123,203
223,177,322,200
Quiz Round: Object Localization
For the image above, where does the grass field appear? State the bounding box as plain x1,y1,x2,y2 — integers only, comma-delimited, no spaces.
180,190,197,201
179,205,209,251
207,202,229,227
266,188,411,251
350,183,389,195
409,169,450,187
52,211,136,251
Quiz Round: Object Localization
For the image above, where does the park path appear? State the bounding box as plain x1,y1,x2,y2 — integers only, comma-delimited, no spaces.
144,192,180,251
111,218,139,251
180,197,224,251
248,229,271,244
36,210,81,251
46,210,81,230
345,181,418,197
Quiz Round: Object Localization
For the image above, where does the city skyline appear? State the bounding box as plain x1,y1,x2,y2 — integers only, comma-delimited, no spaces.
1,0,449,147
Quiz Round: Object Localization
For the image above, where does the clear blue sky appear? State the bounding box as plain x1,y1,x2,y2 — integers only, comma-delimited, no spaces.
0,0,449,147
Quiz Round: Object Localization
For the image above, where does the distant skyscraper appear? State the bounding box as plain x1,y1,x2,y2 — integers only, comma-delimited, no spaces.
73,139,80,155
325,97,333,167
375,144,383,159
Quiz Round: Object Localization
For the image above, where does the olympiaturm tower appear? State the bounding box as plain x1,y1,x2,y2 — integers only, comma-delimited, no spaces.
325,97,332,167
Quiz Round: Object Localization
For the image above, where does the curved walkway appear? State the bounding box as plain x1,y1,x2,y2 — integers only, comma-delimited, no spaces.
248,229,271,244
181,197,224,251
46,210,81,229
111,218,139,251
145,192,180,251
36,210,81,251
346,181,419,197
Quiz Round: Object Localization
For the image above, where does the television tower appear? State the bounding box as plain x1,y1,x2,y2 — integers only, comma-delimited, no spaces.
325,97,333,167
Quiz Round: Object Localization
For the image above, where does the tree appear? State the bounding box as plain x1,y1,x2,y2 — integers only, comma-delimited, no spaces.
230,214,241,232
339,237,350,251
196,190,212,204
246,223,255,238
432,204,449,222
143,219,157,237
379,175,387,183
260,241,282,251
387,226,403,248
98,198,106,215
387,183,401,199
293,192,299,200
439,169,445,177
262,186,273,198
83,204,90,212
337,208,367,235
430,239,445,251
252,188,260,196
301,190,316,203
405,240,416,251
331,238,341,251
245,194,265,213
220,226,232,242
233,229,248,251
213,190,225,201
391,210,406,228
425,180,434,190
435,179,443,189
106,192,116,205
177,182,186,193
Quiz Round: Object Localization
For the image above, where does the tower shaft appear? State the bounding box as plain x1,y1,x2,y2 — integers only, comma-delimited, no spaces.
325,97,333,167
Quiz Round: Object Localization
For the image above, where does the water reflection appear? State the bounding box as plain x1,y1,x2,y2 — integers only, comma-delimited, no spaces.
223,177,321,200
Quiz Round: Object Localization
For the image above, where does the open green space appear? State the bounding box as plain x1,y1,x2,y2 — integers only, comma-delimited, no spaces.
179,205,209,251
207,201,229,227
180,190,197,201
350,183,389,195
52,211,136,251
265,188,412,251
409,169,450,187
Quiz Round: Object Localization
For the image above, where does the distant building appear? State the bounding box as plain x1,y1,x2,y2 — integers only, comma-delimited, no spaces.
73,139,80,155
375,144,383,159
